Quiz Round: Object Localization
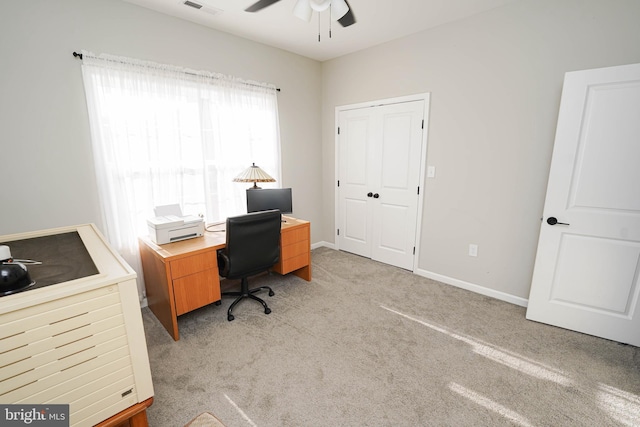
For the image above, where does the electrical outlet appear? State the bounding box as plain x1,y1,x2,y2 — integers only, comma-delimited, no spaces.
468,244,478,257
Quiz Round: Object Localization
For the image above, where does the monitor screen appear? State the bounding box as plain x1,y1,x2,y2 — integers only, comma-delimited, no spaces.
246,188,293,214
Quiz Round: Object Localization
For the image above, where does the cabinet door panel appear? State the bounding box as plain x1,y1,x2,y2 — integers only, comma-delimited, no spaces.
173,269,221,316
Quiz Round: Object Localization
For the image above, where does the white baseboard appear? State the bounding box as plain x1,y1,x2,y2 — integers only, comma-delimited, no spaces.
311,241,335,250
255,242,528,308
414,268,529,308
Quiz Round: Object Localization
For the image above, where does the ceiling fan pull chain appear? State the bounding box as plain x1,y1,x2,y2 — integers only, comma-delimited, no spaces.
329,5,332,38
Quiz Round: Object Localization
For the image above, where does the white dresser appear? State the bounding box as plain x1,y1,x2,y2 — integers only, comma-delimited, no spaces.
0,224,154,427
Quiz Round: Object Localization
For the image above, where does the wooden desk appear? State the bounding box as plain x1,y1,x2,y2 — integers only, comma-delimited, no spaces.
139,217,311,340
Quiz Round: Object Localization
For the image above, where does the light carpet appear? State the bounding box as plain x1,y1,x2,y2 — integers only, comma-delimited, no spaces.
142,247,640,426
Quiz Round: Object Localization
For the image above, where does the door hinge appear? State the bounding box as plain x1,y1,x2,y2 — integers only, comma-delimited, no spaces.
337,180,340,187
421,119,424,129
337,126,340,135
337,229,340,236
413,247,416,255
417,186,420,195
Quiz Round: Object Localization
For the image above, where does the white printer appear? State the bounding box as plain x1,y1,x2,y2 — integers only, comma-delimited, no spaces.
147,204,205,245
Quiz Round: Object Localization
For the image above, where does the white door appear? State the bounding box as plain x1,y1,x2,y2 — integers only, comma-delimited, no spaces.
338,100,426,270
526,63,640,346
338,107,373,258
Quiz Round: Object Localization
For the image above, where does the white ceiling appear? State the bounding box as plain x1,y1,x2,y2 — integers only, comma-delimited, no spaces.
122,0,518,62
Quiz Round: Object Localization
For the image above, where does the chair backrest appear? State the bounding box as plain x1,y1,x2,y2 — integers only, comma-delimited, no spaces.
223,209,282,279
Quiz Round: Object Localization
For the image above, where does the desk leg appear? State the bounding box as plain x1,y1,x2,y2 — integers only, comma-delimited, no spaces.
292,264,311,281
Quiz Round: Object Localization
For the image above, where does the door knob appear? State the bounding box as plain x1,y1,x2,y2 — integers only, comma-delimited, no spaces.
367,192,373,197
373,193,380,199
547,217,570,226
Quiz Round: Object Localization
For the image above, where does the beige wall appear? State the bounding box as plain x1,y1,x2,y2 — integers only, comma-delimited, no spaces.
3,0,640,304
321,0,640,301
0,0,322,240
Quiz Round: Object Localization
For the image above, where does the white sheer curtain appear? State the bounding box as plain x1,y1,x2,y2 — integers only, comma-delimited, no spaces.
81,51,281,301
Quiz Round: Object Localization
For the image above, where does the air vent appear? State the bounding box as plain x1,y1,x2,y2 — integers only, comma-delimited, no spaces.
181,0,222,15
183,0,203,9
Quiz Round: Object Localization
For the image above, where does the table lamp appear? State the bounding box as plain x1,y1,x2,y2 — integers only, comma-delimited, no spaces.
233,163,276,189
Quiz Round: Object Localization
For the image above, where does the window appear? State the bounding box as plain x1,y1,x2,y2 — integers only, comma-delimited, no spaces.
81,52,281,299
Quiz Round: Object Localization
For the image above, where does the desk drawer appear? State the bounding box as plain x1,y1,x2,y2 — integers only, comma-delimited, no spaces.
170,251,217,279
281,227,309,246
281,240,309,260
277,253,309,275
173,269,221,316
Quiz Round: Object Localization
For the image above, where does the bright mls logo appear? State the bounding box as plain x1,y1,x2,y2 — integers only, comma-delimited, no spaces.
0,405,69,426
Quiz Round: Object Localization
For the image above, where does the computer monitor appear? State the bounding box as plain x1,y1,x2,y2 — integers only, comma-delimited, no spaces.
246,188,293,215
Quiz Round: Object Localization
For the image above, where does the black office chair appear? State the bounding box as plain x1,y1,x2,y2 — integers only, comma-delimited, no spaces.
218,209,281,321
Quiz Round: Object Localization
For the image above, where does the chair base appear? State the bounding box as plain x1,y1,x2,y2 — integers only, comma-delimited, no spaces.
222,277,274,321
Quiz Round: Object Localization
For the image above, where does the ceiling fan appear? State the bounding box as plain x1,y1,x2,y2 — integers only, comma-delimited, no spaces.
245,0,356,27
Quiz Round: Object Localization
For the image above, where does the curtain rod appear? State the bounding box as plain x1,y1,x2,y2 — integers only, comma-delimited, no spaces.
72,51,281,92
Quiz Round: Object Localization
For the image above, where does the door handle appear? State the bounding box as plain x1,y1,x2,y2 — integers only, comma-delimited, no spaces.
373,193,380,199
367,192,373,198
547,217,570,226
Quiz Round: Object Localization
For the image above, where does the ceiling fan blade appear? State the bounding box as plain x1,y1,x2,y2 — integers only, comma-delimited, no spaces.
337,0,356,27
245,0,282,12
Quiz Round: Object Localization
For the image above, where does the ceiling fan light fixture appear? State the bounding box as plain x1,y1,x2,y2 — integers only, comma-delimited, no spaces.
293,0,313,22
330,0,349,20
309,0,331,12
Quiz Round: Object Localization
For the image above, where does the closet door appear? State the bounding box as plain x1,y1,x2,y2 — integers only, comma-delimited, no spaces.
338,100,425,270
338,108,374,258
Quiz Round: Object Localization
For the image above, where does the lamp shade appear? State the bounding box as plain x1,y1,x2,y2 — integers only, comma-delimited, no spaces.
233,163,276,189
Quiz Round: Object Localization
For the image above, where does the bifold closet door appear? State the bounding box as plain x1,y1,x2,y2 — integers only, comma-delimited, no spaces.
338,100,424,270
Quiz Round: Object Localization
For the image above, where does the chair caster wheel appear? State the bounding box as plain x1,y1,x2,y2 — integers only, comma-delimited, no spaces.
215,301,222,306
228,314,234,321
268,290,275,297
265,308,271,315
